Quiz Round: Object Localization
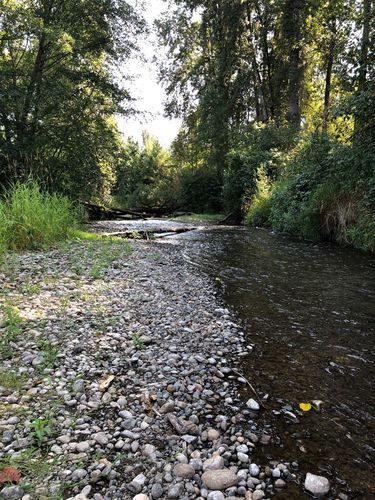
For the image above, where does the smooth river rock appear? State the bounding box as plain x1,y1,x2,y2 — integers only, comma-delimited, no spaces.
173,463,195,479
202,469,238,490
304,473,330,496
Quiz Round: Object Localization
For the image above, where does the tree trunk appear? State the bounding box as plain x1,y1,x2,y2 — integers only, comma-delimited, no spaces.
283,0,308,130
358,0,371,93
355,0,373,139
245,2,268,122
322,21,336,133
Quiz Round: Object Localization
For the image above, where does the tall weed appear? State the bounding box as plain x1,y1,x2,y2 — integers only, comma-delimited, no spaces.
0,181,82,251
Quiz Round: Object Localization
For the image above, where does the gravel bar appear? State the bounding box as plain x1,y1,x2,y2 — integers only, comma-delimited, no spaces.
0,238,303,499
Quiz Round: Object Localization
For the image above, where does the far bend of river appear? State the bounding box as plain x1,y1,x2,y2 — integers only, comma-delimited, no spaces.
174,226,375,498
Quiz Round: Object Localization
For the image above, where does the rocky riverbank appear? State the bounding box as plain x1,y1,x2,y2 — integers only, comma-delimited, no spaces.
0,237,328,499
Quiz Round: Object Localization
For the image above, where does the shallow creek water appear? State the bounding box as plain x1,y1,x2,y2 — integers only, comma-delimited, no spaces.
94,220,375,497
175,225,375,498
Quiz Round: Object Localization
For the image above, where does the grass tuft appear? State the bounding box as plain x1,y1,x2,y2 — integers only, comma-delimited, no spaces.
0,181,83,252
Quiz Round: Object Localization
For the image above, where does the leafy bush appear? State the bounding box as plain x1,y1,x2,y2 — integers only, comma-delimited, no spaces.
346,214,375,253
223,124,297,216
0,181,82,252
175,165,221,212
245,166,273,226
114,135,178,211
251,133,375,251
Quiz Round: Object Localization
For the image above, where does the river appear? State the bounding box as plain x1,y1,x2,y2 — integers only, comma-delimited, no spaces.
175,225,375,499
93,219,375,497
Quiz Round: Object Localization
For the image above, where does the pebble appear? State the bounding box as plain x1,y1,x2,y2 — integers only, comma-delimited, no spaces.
203,455,224,471
202,469,238,490
246,398,260,411
249,464,260,477
173,463,195,479
0,486,24,500
150,483,163,499
142,444,157,460
167,483,184,498
207,428,220,441
93,432,108,445
207,492,225,500
128,473,147,494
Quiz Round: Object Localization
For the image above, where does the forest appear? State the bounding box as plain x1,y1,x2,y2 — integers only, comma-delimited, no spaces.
0,0,374,251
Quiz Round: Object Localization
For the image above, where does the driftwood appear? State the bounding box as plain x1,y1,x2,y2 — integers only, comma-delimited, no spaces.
82,202,148,221
99,226,196,240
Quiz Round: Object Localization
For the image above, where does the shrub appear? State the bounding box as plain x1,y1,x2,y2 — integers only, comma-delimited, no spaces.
245,166,273,226
0,181,82,252
223,124,297,217
346,213,375,253
264,135,375,251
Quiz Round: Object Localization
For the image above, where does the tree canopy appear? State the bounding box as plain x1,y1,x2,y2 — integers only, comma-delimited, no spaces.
0,0,144,198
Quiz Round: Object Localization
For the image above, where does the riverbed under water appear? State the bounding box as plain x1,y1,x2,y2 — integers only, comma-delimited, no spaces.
175,225,375,499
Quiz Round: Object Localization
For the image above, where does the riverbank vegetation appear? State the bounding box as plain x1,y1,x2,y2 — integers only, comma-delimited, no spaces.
0,0,374,251
0,182,81,252
155,0,375,251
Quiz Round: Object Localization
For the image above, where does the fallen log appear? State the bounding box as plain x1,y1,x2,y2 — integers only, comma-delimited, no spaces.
98,226,197,240
82,202,147,220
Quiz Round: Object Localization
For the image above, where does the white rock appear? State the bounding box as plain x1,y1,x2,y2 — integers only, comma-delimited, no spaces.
76,441,90,453
237,452,249,463
249,463,260,477
142,444,157,460
93,432,108,445
304,473,330,497
203,455,224,471
246,398,260,411
207,492,225,500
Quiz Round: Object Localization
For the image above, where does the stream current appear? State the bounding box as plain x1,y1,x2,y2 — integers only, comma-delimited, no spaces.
174,225,375,498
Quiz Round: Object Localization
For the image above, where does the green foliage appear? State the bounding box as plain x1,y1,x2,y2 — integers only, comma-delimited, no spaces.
175,165,221,212
346,214,375,253
37,339,59,370
245,167,273,226
224,124,296,216
132,333,145,350
0,370,26,391
0,304,23,359
0,0,144,200
245,134,375,251
0,181,82,251
114,134,178,211
30,417,53,447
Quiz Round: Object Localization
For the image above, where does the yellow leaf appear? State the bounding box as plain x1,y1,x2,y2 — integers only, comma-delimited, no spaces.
299,402,312,412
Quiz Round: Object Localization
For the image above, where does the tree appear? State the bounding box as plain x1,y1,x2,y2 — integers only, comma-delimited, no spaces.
0,0,144,199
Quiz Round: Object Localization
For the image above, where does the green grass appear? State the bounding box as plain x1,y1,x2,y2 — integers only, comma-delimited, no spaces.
0,304,23,359
30,417,54,447
171,212,224,223
0,181,83,252
0,369,26,390
132,332,145,350
0,448,58,494
20,282,42,295
37,339,59,370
